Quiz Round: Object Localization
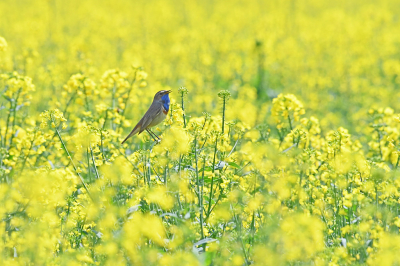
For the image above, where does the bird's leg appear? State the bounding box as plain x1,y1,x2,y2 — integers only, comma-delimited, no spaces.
145,129,158,142
149,129,161,140
146,130,157,142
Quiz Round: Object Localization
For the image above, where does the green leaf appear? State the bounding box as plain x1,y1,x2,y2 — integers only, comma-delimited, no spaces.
199,166,213,172
228,162,240,168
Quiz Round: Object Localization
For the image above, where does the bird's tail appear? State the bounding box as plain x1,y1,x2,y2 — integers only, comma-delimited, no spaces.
121,124,141,144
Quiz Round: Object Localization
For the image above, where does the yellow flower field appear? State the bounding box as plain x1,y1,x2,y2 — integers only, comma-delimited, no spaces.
1,0,400,265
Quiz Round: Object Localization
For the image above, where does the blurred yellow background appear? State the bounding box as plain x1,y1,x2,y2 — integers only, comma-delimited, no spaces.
2,0,400,132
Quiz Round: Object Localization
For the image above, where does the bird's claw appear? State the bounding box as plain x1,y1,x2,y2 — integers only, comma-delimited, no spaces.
150,138,161,145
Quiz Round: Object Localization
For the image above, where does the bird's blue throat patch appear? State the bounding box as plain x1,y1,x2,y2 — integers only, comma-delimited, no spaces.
161,94,170,113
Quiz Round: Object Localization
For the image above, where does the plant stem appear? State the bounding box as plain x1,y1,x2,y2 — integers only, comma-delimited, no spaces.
200,156,205,231
111,83,116,130
194,136,200,206
53,117,92,200
18,133,35,174
8,88,22,147
89,145,100,179
164,164,168,186
287,112,293,131
200,156,206,251
100,110,108,162
3,101,12,147
222,97,226,134
83,86,90,112
207,134,218,217
181,91,187,128
63,91,78,120
86,147,92,182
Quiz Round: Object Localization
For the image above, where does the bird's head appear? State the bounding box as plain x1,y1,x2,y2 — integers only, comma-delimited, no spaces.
153,90,172,102
154,90,172,112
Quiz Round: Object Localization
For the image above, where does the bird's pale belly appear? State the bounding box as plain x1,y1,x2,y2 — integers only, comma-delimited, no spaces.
148,111,167,128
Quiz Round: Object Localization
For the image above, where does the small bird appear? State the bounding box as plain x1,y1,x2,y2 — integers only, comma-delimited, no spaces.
121,90,171,144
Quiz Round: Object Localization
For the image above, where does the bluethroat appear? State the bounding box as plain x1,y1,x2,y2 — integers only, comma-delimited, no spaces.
121,90,171,144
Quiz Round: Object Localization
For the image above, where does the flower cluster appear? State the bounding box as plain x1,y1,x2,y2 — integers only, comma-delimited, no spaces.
0,72,35,104
271,93,305,130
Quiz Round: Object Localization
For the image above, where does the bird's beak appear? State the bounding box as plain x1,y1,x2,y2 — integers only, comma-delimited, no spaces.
165,90,172,94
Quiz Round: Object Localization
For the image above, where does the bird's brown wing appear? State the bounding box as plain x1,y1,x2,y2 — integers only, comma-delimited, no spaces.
121,101,163,144
138,102,163,134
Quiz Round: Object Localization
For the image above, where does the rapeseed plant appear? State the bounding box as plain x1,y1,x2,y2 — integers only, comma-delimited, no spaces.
2,0,400,265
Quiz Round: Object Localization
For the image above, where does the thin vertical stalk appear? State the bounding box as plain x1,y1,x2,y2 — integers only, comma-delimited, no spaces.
83,86,90,112
63,91,78,120
146,152,151,188
234,212,250,265
86,147,92,182
100,110,108,162
218,90,230,134
164,165,168,186
200,156,205,237
287,112,293,131
396,152,400,169
255,40,266,99
52,116,92,200
200,156,206,251
221,97,226,134
181,94,187,128
250,173,257,246
176,155,183,210
89,145,100,179
8,88,22,147
3,101,12,147
194,136,200,207
377,130,383,159
18,133,36,175
207,134,218,217
201,112,210,130
111,83,116,130
178,87,188,128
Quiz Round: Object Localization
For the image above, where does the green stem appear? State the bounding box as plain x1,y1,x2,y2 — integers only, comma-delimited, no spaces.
200,156,205,237
83,86,90,112
181,92,187,128
164,165,168,186
194,136,200,207
234,212,250,265
63,91,78,120
111,83,116,130
207,135,219,217
3,101,13,147
201,113,209,130
101,110,108,162
222,98,226,134
287,112,293,131
86,147,92,182
8,88,22,148
53,117,92,200
256,40,265,99
89,145,100,179
205,186,224,222
377,130,383,159
18,133,35,174
146,152,151,188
